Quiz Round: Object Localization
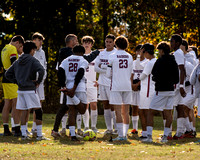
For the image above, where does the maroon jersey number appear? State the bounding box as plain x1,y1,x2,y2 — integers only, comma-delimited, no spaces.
119,59,128,68
69,63,78,72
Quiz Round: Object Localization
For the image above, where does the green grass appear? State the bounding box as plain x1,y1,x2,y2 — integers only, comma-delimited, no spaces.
0,114,200,159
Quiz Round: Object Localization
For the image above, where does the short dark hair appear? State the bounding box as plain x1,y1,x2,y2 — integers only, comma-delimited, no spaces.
11,35,25,45
72,45,85,54
81,36,95,45
157,41,170,55
23,40,37,54
182,39,188,50
171,34,182,44
114,36,129,50
65,34,77,44
32,32,45,41
135,44,142,51
106,34,115,41
141,43,154,55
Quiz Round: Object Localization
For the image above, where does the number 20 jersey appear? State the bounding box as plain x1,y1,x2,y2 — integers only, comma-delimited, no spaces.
108,50,133,91
60,55,89,92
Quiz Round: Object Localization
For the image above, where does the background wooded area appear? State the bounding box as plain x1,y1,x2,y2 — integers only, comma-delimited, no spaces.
0,0,200,113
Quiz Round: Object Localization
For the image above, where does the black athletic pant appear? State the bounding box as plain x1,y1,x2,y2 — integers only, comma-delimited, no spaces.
53,95,69,132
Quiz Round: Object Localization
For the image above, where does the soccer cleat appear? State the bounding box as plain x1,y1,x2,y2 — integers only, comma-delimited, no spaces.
71,136,80,142
173,134,184,140
160,135,168,143
183,130,194,138
36,136,50,141
141,135,153,142
139,136,147,140
192,131,197,138
84,127,89,131
131,129,138,135
31,129,37,138
3,131,13,136
112,130,118,135
59,128,66,137
77,129,84,136
26,130,32,136
112,136,126,141
104,129,113,135
51,130,61,138
91,127,99,134
21,136,31,140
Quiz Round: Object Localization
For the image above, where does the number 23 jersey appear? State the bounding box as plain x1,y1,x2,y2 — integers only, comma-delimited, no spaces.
108,50,133,91
60,55,88,92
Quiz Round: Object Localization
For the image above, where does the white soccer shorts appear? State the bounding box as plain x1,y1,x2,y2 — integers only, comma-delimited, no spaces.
67,92,87,105
98,85,110,101
16,90,41,110
87,87,97,103
173,89,184,106
36,83,45,100
131,91,140,106
109,91,132,105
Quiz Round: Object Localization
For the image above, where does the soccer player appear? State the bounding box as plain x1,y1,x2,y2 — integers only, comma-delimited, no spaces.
5,41,47,140
81,36,98,133
170,34,187,140
94,34,117,135
131,44,148,135
137,43,156,140
180,40,196,138
58,45,88,141
31,32,47,135
142,42,179,143
1,35,24,136
51,34,100,138
107,36,133,141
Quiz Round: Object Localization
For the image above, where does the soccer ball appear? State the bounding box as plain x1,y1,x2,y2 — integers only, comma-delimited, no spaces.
83,129,96,141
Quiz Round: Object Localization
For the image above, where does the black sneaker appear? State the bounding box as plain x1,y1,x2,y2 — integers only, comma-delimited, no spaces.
71,136,80,142
3,131,13,136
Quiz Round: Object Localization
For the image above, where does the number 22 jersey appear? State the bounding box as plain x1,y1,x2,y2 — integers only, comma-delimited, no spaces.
59,55,88,92
108,50,133,91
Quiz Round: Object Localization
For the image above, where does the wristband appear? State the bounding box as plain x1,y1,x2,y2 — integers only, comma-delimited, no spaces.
179,84,184,88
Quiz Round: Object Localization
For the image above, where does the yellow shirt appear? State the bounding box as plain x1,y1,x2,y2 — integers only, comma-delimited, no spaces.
1,44,18,70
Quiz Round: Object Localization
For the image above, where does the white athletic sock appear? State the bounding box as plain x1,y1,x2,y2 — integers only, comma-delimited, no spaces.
76,113,82,130
61,114,68,129
26,122,28,131
111,111,117,130
71,96,80,105
11,118,15,128
69,126,76,137
184,117,191,131
83,109,89,128
142,131,147,137
91,110,98,128
164,127,170,136
21,125,27,136
36,125,42,137
104,109,112,130
123,124,129,137
116,123,123,137
176,118,184,135
32,122,37,130
146,126,153,136
163,119,166,127
189,122,193,130
132,116,139,130
193,127,196,131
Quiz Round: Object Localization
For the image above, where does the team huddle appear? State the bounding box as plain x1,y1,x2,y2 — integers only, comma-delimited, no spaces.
1,32,200,143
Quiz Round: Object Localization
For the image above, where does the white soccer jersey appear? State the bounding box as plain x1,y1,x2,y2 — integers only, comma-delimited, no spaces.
95,48,117,86
108,50,133,91
140,58,156,97
59,55,88,92
132,58,148,80
84,54,96,88
173,48,185,89
34,47,47,80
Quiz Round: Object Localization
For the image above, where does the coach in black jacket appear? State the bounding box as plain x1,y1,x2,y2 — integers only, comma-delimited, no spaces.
142,42,179,143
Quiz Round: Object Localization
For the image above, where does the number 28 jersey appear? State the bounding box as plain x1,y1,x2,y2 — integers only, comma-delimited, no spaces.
108,50,133,91
60,55,88,92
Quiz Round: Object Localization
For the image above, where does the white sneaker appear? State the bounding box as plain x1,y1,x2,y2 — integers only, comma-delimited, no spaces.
104,129,113,135
160,135,168,143
141,135,153,143
36,136,50,141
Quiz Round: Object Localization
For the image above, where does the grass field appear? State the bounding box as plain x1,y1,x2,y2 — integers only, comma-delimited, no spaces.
0,114,200,160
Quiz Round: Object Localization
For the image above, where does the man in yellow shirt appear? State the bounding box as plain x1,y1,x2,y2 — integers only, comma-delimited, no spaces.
1,35,24,136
